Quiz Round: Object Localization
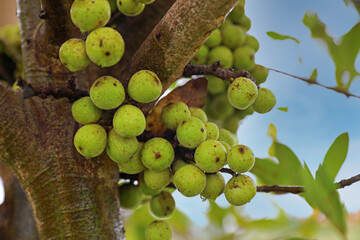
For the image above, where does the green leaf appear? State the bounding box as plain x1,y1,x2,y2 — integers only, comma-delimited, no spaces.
251,142,304,185
317,133,349,182
266,31,300,44
303,11,360,90
251,158,282,185
309,68,318,82
274,143,304,184
232,207,290,229
277,107,288,112
302,163,347,237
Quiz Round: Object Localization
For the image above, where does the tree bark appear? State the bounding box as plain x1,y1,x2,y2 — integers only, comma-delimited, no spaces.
121,0,239,113
0,0,240,239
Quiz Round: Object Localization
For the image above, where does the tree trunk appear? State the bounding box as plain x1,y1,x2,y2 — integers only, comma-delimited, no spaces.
0,0,239,239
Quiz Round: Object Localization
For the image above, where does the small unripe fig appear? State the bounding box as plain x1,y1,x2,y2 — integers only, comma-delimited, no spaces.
218,128,237,147
108,0,118,13
145,220,172,240
161,102,191,130
59,39,90,72
225,174,256,206
176,117,206,149
144,168,171,190
204,122,219,140
194,140,227,173
106,129,138,163
205,29,222,48
245,35,260,52
118,142,145,174
227,77,258,110
149,191,175,218
250,65,269,85
189,107,207,123
220,18,233,30
128,70,162,103
239,15,251,31
252,88,276,114
172,164,206,197
191,45,209,65
219,141,231,153
85,27,125,67
222,25,246,49
70,0,111,32
224,115,241,133
141,138,175,171
207,94,234,120
74,124,107,158
208,46,233,69
117,0,145,16
227,145,255,173
113,105,146,137
201,173,225,200
140,176,162,196
229,2,245,23
90,76,125,110
233,46,255,71
171,159,187,172
235,106,255,119
72,97,102,125
119,183,143,209
206,75,226,95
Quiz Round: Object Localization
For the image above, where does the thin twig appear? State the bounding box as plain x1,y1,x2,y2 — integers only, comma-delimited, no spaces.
256,185,304,194
257,174,360,194
219,168,237,177
183,62,253,82
18,77,88,102
268,68,360,99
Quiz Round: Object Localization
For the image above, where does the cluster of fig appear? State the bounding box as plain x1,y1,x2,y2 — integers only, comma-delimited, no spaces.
192,0,276,133
115,100,257,239
59,0,155,71
72,69,162,159
117,102,256,208
161,101,257,206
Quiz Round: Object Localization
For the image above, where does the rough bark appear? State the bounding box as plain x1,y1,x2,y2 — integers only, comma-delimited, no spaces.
0,0,240,239
0,163,39,240
121,0,239,114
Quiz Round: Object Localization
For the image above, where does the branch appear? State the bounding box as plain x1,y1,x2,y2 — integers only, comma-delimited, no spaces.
121,0,239,114
257,174,360,194
183,62,254,82
269,68,360,99
18,77,88,102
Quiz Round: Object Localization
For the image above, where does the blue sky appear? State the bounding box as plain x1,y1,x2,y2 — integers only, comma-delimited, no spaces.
174,0,360,226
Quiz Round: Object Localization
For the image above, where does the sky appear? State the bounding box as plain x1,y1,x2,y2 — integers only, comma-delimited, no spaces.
0,0,359,231
174,0,360,226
